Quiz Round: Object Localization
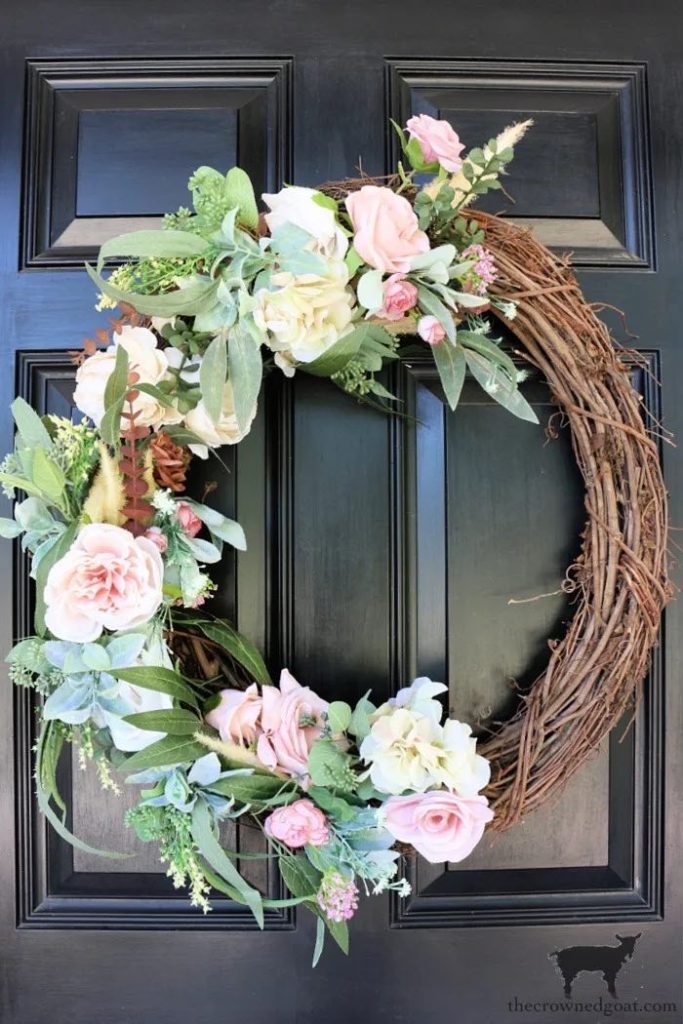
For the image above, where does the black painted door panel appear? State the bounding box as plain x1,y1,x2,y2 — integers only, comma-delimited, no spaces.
0,4,681,1023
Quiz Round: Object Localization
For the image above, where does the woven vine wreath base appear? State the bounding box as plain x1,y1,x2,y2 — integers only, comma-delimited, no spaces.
456,211,672,831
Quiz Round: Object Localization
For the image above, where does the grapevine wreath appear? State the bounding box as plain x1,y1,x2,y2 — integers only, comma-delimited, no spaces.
1,116,669,962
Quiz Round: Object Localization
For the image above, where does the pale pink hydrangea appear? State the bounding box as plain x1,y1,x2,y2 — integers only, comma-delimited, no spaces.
462,243,497,295
316,872,359,923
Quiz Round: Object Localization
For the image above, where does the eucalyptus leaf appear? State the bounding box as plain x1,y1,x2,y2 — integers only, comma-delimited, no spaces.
209,774,296,804
278,854,322,899
109,666,200,707
191,798,264,927
465,351,539,424
357,269,384,312
122,709,201,734
432,340,467,412
122,735,208,773
303,325,365,377
31,449,66,506
327,700,352,734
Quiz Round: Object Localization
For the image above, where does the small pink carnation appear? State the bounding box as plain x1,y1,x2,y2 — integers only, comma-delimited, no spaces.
264,799,330,849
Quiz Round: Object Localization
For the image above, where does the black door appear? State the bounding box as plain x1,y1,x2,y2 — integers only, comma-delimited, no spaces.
1,5,681,1023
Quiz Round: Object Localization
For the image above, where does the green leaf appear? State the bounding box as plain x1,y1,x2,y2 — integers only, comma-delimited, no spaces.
344,246,364,277
201,863,309,908
303,325,366,377
122,735,208,773
307,738,352,789
224,167,259,231
86,264,218,317
416,284,455,343
327,701,352,734
209,774,297,804
348,690,376,740
133,383,175,408
278,853,322,899
35,523,77,635
103,340,130,409
100,398,125,449
162,425,209,447
457,330,518,381
311,191,339,213
200,334,228,424
97,228,208,272
32,448,66,506
11,398,53,450
0,517,22,538
465,351,539,424
0,473,43,499
109,666,200,707
307,786,356,821
192,799,264,927
432,340,467,412
197,619,271,684
313,914,326,967
121,709,201,734
227,326,263,433
357,269,384,312
323,914,349,955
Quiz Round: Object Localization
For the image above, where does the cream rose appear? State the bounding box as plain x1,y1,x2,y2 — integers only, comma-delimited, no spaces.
254,262,355,375
73,326,179,429
345,185,430,274
184,380,256,448
262,186,348,260
43,524,164,643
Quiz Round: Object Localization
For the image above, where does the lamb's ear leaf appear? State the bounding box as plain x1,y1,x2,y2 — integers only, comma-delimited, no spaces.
227,326,262,433
96,228,208,273
224,167,259,230
199,335,228,424
86,264,218,317
10,397,53,450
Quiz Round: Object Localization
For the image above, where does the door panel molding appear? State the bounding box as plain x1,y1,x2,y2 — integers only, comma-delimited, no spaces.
21,57,293,270
385,59,654,269
389,352,664,927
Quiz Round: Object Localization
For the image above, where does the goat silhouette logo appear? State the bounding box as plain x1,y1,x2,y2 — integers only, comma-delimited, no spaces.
548,934,641,998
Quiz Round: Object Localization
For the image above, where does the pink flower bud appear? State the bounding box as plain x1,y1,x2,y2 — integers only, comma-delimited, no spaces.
145,527,168,554
417,315,447,346
176,501,202,538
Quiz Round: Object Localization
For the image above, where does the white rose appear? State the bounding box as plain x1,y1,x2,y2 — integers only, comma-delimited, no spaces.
254,261,356,374
73,326,180,429
262,186,348,260
184,380,256,449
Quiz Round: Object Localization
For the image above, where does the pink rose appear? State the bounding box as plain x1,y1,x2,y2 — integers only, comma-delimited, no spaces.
256,668,328,782
176,502,202,538
264,799,330,849
406,115,465,173
382,791,493,863
345,186,429,274
145,526,168,553
379,274,418,321
417,315,446,346
43,524,164,643
206,683,263,746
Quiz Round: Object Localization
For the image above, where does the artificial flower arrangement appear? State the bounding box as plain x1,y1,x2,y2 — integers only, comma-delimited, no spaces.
1,113,533,963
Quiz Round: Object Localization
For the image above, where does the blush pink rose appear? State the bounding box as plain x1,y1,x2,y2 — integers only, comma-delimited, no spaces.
264,799,330,849
145,527,168,553
406,114,465,173
43,524,164,643
206,683,263,746
382,791,493,863
256,668,328,782
417,315,446,346
345,186,430,274
176,502,202,538
378,274,418,321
